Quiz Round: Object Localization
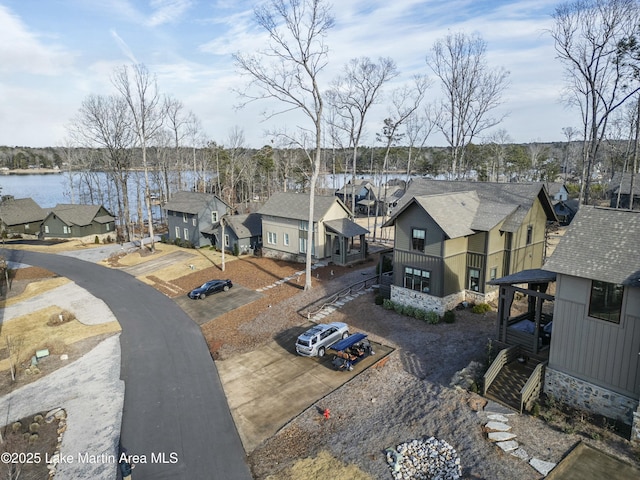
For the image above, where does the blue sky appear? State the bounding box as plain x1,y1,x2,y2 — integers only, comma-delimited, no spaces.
0,0,575,148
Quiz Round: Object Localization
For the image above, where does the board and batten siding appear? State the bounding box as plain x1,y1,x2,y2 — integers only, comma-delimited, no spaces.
394,203,443,257
549,274,640,398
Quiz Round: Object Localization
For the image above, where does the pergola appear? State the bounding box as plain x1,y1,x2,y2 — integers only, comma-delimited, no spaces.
489,269,557,354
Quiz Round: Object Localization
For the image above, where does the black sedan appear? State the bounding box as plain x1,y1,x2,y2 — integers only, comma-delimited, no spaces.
188,279,233,299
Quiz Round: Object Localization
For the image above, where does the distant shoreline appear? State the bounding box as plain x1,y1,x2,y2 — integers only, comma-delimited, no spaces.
0,168,62,175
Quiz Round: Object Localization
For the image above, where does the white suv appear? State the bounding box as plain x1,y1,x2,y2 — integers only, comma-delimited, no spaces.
295,322,349,357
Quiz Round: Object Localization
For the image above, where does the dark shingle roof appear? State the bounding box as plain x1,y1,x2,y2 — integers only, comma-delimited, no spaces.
164,191,228,215
258,192,349,221
389,179,556,232
609,172,640,195
224,213,262,239
0,197,45,225
489,268,557,285
324,218,369,237
51,204,114,226
543,206,640,286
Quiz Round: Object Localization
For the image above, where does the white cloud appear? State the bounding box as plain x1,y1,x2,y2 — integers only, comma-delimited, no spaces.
0,5,75,75
146,0,193,27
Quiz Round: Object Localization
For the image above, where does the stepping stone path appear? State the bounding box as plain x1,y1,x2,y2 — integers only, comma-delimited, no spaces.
482,411,557,476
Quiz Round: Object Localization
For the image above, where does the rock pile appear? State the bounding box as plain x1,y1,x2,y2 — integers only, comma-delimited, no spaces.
386,437,462,480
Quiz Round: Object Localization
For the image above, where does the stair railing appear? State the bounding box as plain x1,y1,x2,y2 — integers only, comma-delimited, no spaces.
483,345,519,396
520,361,547,414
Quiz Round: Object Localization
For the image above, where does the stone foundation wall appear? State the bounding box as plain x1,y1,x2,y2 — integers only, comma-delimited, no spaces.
390,286,497,315
544,368,639,431
390,286,463,315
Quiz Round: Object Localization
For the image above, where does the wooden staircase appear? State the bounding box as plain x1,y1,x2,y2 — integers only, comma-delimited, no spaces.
483,346,547,413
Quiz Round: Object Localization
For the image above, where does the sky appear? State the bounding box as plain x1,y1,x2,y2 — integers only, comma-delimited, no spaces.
0,0,577,149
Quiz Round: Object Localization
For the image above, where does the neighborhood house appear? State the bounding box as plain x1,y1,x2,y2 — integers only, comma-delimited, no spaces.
382,180,556,314
164,191,230,248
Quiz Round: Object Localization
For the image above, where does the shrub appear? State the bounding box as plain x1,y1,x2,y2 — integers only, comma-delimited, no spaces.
472,303,492,314
374,295,384,306
11,422,22,433
382,299,394,310
443,310,456,323
404,305,417,318
233,243,240,256
414,309,427,321
531,402,541,417
29,422,39,433
94,235,100,244
393,302,405,314
425,311,440,325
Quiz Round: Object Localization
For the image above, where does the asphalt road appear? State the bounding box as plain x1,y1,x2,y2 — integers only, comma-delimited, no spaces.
2,249,252,480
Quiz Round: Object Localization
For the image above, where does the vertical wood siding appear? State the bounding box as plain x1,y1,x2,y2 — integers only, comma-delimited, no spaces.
550,275,640,397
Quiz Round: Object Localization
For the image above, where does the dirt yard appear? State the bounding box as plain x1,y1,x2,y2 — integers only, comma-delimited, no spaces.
4,248,640,479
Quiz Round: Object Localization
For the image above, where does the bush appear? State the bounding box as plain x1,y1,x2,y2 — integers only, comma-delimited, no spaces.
374,295,384,305
382,299,394,310
472,303,492,314
404,305,417,318
425,311,440,325
94,235,100,244
233,243,240,256
393,302,405,314
443,310,456,323
414,309,427,321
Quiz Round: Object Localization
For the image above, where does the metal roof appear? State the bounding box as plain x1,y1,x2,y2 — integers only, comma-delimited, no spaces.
543,206,640,286
330,333,368,351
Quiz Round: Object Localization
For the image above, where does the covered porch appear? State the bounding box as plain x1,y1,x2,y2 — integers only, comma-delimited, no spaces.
489,269,556,355
323,218,369,266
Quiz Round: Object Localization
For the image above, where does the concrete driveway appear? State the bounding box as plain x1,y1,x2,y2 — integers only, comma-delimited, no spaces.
174,286,263,325
216,323,393,453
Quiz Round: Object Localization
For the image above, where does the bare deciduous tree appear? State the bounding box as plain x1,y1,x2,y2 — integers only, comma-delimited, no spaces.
427,32,510,178
234,0,334,290
551,0,640,205
327,57,398,213
69,94,135,241
113,64,165,251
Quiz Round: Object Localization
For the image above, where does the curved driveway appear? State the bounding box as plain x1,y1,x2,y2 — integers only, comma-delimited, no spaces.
3,249,252,480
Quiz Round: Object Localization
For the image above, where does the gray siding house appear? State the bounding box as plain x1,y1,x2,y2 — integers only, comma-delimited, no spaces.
543,206,640,444
258,192,368,266
0,196,46,238
384,180,556,314
164,191,230,248
217,213,262,255
41,204,116,241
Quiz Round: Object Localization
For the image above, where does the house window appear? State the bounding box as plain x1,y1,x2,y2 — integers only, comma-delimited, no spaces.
284,233,289,246
404,267,430,293
192,218,197,227
105,223,111,232
589,280,624,323
44,225,49,234
268,231,277,245
212,211,218,223
224,234,230,247
490,267,497,281
175,226,180,239
25,223,29,230
183,213,188,223
299,220,309,231
526,225,533,245
411,228,426,251
184,228,189,240
63,226,70,234
468,268,481,292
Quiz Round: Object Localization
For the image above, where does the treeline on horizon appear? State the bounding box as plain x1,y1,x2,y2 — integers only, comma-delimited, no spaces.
0,140,624,190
